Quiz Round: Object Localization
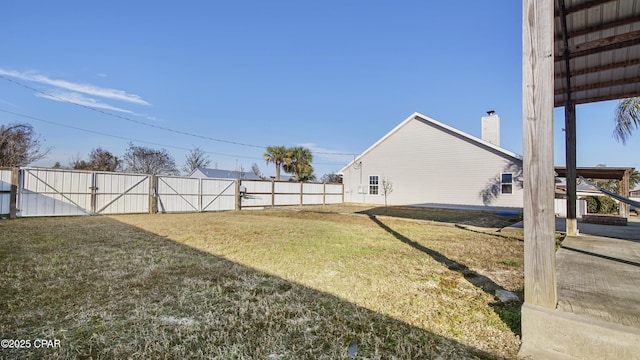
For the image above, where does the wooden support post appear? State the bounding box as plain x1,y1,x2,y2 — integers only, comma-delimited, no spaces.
619,169,631,218
149,175,158,214
565,103,578,235
522,0,557,309
9,168,19,219
560,0,578,236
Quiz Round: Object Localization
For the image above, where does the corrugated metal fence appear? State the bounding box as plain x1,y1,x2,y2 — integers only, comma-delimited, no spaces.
0,167,343,217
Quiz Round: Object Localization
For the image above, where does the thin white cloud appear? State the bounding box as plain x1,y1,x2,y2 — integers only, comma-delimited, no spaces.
0,68,150,106
132,112,164,122
299,143,355,163
35,90,133,113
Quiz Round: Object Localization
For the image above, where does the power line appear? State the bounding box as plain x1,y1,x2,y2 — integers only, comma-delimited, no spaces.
0,108,349,166
0,108,262,161
0,74,266,148
0,74,357,159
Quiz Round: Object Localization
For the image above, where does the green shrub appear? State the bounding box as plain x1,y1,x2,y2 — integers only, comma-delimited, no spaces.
582,196,619,214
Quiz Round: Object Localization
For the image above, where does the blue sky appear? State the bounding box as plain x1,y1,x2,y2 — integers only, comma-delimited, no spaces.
1,1,638,179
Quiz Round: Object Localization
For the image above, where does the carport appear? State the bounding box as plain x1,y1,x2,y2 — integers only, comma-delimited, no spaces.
555,166,636,218
521,0,640,358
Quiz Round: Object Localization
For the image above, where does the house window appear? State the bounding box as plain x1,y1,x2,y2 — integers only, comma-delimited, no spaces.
369,175,379,195
501,173,513,194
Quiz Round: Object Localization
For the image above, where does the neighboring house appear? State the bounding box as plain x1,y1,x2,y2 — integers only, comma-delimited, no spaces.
190,168,262,180
339,112,524,211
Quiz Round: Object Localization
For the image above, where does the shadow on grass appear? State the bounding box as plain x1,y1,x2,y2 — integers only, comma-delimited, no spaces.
356,206,522,228
0,216,502,359
368,215,522,336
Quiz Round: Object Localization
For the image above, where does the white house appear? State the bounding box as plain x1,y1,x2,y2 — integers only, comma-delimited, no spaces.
339,112,524,212
189,168,262,180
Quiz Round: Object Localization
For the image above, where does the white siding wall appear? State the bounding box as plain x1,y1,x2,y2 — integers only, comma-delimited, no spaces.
342,117,524,209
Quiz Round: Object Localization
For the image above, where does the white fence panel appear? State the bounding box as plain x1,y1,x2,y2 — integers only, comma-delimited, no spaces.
157,176,200,213
275,194,300,206
201,178,236,212
325,184,344,204
554,199,587,218
302,183,324,205
325,194,343,204
302,194,324,204
0,169,12,215
242,180,273,207
274,182,300,193
242,194,272,207
19,168,93,217
274,182,301,206
243,180,272,193
95,173,150,214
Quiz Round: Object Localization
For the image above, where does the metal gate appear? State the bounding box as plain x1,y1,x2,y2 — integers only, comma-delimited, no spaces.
94,172,150,214
18,168,151,216
19,168,94,216
0,169,13,216
156,176,236,213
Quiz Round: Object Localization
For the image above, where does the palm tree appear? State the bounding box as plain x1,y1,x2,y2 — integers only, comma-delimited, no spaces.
284,146,315,182
613,97,640,144
263,145,288,181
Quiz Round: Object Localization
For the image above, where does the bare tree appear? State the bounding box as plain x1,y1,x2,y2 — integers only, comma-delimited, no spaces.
0,123,50,167
251,163,265,180
321,172,342,184
71,147,121,171
382,177,393,206
124,143,178,175
182,147,210,175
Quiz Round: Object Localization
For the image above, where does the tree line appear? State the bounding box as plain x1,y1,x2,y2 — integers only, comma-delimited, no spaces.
0,123,343,183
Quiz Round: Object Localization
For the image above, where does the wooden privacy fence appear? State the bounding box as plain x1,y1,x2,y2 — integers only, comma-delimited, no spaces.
0,167,344,218
239,180,343,209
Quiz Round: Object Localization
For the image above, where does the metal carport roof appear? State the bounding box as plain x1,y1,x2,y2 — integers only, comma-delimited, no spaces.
554,0,640,107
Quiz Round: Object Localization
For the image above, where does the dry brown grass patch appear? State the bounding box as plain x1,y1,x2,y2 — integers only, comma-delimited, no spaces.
1,206,523,359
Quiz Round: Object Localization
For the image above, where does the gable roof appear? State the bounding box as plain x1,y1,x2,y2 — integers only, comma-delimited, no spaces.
339,112,522,173
190,168,262,180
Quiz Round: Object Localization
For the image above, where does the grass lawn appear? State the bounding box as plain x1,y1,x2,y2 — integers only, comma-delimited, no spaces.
1,205,524,359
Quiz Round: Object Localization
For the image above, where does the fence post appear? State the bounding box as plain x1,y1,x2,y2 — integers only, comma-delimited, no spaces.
149,175,158,214
9,168,19,219
235,180,241,211
271,180,275,207
323,183,326,205
198,178,203,212
300,182,304,206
